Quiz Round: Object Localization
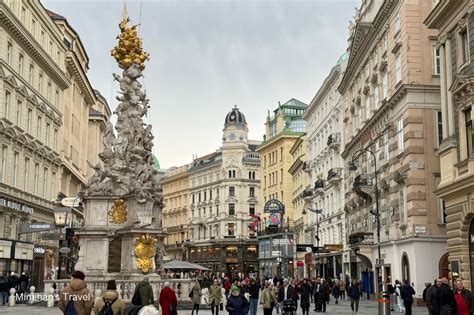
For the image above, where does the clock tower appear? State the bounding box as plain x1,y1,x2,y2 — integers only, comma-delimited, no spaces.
222,105,249,148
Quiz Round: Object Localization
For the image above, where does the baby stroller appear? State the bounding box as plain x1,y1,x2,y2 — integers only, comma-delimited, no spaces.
282,299,297,315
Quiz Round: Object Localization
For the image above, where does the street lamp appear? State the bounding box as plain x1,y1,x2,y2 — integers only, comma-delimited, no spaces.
304,202,323,278
53,207,71,227
348,148,383,299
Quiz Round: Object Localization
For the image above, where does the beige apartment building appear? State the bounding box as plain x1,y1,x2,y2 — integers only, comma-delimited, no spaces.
161,164,190,261
0,0,109,287
426,0,474,289
339,0,445,297
288,134,310,278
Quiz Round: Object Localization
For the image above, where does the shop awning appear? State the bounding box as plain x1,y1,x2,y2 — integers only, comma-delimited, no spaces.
162,260,210,271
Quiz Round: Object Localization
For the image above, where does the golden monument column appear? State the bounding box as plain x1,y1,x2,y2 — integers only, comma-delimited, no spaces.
75,8,165,279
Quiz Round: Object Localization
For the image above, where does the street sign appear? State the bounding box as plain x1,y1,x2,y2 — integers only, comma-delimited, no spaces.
59,247,71,254
272,251,280,257
61,197,81,207
273,239,291,245
296,244,314,252
40,233,64,240
19,223,54,234
312,246,325,253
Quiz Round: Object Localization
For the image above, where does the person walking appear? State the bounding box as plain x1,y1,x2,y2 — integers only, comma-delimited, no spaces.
209,279,222,315
332,280,340,304
348,279,361,314
261,282,276,315
454,279,474,315
223,277,232,296
425,279,438,315
133,277,154,307
387,281,396,311
0,272,8,306
340,279,346,301
93,280,125,315
436,277,456,315
58,270,93,315
247,278,260,315
319,279,330,313
190,281,202,315
278,278,296,313
313,278,321,312
400,280,415,315
226,285,249,315
299,279,311,315
395,280,405,313
159,282,178,315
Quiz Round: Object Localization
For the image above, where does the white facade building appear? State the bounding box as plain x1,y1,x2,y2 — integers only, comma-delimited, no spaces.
303,54,348,279
186,107,261,277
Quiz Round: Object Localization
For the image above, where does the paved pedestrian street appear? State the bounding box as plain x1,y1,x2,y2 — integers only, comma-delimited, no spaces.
0,299,427,315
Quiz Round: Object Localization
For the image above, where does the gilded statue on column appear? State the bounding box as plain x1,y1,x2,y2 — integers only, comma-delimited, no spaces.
111,9,150,70
108,199,128,224
134,234,157,273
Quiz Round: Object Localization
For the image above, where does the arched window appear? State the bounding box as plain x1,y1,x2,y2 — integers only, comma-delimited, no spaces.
401,253,410,282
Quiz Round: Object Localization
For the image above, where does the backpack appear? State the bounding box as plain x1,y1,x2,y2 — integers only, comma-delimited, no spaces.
99,297,118,315
64,299,77,315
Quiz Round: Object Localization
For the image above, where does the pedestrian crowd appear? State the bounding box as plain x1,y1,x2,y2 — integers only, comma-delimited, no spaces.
0,271,30,305
7,268,472,315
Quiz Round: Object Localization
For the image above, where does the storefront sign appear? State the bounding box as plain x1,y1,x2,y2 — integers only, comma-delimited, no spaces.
264,199,285,214
19,223,53,234
304,253,313,265
296,244,314,252
34,247,45,254
324,244,343,252
0,197,33,214
225,258,238,263
59,247,71,254
415,225,426,234
40,233,65,240
272,251,281,257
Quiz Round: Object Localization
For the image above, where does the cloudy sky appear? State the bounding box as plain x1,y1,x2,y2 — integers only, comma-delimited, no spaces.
43,0,358,168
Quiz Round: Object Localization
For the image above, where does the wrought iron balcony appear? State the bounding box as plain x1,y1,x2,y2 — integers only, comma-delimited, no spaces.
327,168,342,182
314,179,325,195
353,174,372,189
327,133,341,148
348,232,374,247
302,189,313,199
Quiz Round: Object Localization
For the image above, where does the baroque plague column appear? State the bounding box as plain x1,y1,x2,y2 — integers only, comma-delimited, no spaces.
74,11,164,279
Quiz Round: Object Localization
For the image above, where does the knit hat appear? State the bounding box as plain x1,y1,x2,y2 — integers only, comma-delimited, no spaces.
71,270,85,280
231,285,240,292
107,280,117,290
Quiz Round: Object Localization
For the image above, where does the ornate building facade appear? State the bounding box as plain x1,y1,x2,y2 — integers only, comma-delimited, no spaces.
340,0,445,296
303,54,347,280
186,107,261,277
426,0,474,289
161,164,190,261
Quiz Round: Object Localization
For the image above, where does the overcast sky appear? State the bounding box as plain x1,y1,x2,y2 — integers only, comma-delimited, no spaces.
42,0,358,169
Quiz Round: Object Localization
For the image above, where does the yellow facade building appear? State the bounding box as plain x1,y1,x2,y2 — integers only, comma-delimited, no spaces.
161,164,190,261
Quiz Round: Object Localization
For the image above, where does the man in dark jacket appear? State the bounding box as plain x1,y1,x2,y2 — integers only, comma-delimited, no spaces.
313,278,321,311
319,279,330,312
454,279,474,315
133,276,154,306
0,272,8,305
247,278,260,315
400,280,416,315
348,279,361,313
278,278,297,312
436,277,457,315
425,279,438,315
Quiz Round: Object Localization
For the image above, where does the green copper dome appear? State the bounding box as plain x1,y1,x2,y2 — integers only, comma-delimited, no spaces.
152,154,160,170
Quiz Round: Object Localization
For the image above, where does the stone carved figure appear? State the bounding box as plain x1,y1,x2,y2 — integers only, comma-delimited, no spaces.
84,16,161,205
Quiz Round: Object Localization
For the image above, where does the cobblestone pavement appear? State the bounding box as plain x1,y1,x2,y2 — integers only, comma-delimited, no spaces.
0,299,428,314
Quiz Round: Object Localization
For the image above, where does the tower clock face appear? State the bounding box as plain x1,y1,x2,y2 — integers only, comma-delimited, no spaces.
230,114,236,121
229,133,236,141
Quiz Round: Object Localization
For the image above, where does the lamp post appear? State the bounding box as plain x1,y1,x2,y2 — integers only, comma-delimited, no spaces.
302,204,322,277
348,148,383,299
53,207,70,279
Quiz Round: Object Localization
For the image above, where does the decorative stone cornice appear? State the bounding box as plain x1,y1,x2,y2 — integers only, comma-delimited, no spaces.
65,51,95,106
0,4,70,90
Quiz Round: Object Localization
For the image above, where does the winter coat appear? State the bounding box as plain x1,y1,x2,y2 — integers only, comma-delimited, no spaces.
247,283,260,300
278,285,296,302
435,283,457,315
134,281,154,306
400,284,415,302
260,288,276,309
425,284,437,312
332,285,341,298
159,287,178,315
190,287,202,305
0,276,8,292
226,293,249,315
58,278,93,315
348,284,361,300
7,275,18,290
93,290,126,315
456,288,474,314
223,281,232,294
299,284,311,308
208,285,222,304
319,283,330,301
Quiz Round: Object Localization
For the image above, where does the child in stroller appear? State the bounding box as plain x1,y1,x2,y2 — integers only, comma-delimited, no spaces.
282,299,297,315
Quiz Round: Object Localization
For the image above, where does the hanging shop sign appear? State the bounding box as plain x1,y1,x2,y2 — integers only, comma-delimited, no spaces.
19,223,53,234
263,199,285,214
34,247,46,254
0,197,33,214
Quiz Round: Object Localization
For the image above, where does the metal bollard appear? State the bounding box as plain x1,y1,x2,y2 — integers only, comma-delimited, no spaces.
29,286,36,304
378,290,391,315
47,288,55,308
8,288,16,307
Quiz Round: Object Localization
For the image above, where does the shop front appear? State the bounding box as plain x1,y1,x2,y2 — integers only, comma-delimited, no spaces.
0,239,34,275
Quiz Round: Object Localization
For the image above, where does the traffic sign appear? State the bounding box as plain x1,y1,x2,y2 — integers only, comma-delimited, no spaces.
40,233,64,240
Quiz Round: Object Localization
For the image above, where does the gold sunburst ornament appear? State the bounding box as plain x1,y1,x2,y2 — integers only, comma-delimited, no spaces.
108,199,128,224
111,4,150,70
134,234,157,273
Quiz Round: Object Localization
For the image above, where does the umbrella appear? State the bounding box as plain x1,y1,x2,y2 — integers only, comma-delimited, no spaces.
162,260,210,271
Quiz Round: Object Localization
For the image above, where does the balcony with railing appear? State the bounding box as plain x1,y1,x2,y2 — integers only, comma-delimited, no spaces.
327,133,341,148
348,231,374,247
327,168,342,183
353,174,372,189
314,179,325,195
